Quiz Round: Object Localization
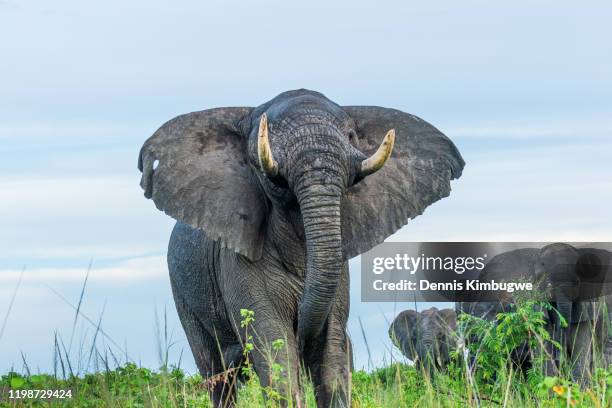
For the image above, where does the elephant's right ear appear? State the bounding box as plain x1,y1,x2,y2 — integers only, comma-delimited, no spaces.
138,107,269,260
438,309,457,331
391,310,419,338
391,310,419,359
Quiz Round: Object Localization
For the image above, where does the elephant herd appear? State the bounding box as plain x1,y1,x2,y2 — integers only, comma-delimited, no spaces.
139,89,608,406
389,243,612,383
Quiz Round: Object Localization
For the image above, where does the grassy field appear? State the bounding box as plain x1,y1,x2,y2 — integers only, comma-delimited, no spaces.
2,361,612,407
2,302,612,407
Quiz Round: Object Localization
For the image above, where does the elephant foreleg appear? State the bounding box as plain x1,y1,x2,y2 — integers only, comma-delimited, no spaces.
172,294,239,407
568,322,594,384
229,304,302,407
305,324,352,408
539,323,560,377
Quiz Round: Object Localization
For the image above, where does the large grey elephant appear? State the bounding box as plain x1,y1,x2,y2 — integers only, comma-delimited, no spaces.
389,308,457,370
459,243,612,382
138,89,464,407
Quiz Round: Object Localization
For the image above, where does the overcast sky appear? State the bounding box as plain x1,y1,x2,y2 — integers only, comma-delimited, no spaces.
1,0,611,374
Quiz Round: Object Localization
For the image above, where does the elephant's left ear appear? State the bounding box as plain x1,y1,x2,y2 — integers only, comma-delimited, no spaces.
341,106,465,259
138,107,269,261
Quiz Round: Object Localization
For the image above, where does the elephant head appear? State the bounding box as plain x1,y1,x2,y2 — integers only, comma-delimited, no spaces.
535,243,612,323
138,89,464,348
535,243,582,324
389,308,457,369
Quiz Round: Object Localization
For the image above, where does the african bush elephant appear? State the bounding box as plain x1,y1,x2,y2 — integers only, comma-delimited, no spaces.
389,308,457,370
459,243,612,382
534,243,611,382
456,248,541,373
138,89,464,407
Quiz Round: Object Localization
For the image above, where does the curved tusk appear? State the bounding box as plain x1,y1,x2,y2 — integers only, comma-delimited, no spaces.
257,113,279,177
360,129,395,176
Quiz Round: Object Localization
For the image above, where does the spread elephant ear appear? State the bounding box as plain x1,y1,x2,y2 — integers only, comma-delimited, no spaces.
138,107,268,260
341,106,465,259
391,310,419,358
438,309,457,331
577,248,612,299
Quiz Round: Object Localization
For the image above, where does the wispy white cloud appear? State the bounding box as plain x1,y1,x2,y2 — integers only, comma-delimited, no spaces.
0,174,173,261
447,121,612,139
0,122,148,140
5,244,161,260
0,255,167,283
0,176,143,217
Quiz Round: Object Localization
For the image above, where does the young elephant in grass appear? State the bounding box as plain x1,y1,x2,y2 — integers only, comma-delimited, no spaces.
389,308,457,370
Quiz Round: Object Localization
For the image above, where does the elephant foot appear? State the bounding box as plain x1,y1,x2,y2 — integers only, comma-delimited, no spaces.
209,378,237,408
316,383,350,408
571,365,591,387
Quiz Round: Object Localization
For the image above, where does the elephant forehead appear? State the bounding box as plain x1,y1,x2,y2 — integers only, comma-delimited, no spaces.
550,269,580,282
420,308,441,318
254,93,351,132
541,243,579,260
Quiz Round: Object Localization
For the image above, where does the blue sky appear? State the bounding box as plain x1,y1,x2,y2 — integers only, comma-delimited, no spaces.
1,0,611,374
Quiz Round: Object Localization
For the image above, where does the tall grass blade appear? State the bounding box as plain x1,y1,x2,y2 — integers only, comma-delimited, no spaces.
58,333,74,378
358,316,372,371
20,351,31,376
107,346,121,369
0,266,25,342
69,258,93,353
53,331,59,379
86,302,107,371
44,283,130,360
55,332,66,379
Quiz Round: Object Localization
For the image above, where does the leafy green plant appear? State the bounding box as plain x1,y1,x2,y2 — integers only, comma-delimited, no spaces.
456,301,559,387
3,302,612,407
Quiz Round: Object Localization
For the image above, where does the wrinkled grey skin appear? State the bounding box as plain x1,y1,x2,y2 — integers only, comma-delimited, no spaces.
138,89,464,407
534,243,611,382
389,308,457,371
459,244,612,382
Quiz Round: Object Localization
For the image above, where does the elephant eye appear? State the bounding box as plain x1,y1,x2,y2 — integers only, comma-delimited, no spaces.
269,174,289,189
348,130,357,142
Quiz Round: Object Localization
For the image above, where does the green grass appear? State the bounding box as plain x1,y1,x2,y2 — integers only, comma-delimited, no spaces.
2,278,611,407
2,362,612,407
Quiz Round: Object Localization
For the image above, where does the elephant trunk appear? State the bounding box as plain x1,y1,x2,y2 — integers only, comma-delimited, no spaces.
296,185,344,350
418,331,438,375
556,299,573,325
419,329,435,364
553,293,572,362
421,331,434,349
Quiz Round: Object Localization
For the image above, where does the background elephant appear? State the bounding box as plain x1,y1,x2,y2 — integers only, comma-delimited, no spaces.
457,247,540,320
389,308,457,370
138,89,464,407
534,243,612,382
459,243,612,382
456,248,539,373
